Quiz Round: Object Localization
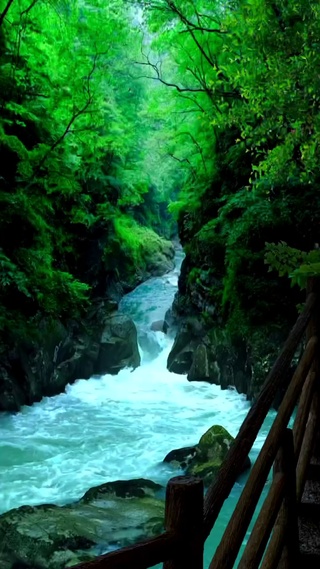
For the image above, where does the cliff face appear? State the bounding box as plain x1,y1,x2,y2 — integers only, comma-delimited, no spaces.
0,236,175,412
165,177,313,402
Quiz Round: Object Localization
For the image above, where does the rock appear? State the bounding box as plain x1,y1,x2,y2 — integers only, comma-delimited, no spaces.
148,253,174,277
0,479,164,569
167,315,252,393
163,446,197,469
145,240,175,277
81,479,162,501
95,314,140,375
138,329,162,361
187,344,210,382
167,322,195,374
163,425,251,486
150,320,165,333
0,303,141,411
163,307,177,335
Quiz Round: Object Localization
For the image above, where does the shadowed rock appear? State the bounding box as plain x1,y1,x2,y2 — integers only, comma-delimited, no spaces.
0,479,164,569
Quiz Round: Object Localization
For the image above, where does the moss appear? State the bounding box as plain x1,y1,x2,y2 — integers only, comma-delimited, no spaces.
187,459,221,478
198,425,233,450
81,479,162,503
109,215,173,285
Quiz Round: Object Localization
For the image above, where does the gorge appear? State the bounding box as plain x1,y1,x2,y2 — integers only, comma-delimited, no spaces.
0,251,275,568
1,1,320,568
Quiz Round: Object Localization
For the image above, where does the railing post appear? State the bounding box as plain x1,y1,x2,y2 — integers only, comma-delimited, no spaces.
275,429,299,569
163,476,204,569
296,277,320,500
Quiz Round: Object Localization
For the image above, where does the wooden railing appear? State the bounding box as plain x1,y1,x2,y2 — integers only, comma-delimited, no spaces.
75,280,319,569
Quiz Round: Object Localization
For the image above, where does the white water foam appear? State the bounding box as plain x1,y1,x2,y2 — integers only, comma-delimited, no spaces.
0,250,276,566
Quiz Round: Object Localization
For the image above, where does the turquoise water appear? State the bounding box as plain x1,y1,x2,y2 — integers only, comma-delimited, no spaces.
0,250,276,567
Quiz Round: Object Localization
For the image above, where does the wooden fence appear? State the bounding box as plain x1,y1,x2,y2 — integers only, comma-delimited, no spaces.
74,279,319,569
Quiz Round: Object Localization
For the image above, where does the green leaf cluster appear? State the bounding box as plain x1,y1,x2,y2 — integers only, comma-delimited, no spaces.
0,0,180,345
139,0,320,345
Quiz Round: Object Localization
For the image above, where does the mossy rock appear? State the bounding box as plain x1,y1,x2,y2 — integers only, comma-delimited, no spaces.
198,425,233,456
186,459,222,485
0,479,165,569
80,478,162,502
163,446,197,469
164,425,250,486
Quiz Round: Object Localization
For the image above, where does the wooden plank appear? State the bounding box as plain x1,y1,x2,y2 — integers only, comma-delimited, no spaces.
274,429,299,569
70,531,178,569
203,292,316,538
208,336,317,569
237,472,286,569
293,371,316,459
260,518,283,569
163,476,204,569
296,278,320,501
296,390,320,501
237,430,296,569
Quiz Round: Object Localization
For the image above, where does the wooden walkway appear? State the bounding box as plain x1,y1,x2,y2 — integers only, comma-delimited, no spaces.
74,279,320,569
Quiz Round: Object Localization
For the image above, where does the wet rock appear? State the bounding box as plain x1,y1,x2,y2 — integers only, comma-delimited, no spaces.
0,234,175,412
167,314,251,393
188,344,211,382
167,322,195,374
138,329,162,361
163,446,197,469
0,479,164,569
164,425,251,486
150,320,166,333
81,478,162,501
0,301,141,411
95,314,140,375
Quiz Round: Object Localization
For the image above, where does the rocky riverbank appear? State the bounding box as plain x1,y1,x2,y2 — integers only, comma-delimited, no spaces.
0,424,250,569
0,238,175,412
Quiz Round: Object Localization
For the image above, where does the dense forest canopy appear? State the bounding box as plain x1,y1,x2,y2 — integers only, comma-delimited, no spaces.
1,0,320,354
0,0,181,345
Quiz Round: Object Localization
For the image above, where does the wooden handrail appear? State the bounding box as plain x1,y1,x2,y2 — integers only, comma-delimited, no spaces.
73,532,179,569
71,285,319,569
208,335,317,569
238,429,298,569
203,291,316,537
293,371,317,458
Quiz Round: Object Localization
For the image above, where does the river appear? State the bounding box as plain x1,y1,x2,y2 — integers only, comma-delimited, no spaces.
0,249,276,567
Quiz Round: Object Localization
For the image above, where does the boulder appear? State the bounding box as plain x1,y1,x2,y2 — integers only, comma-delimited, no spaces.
163,425,251,486
0,479,164,569
0,303,141,411
150,320,166,333
145,241,175,277
167,316,251,393
188,344,210,382
138,329,162,361
163,446,197,469
94,314,140,375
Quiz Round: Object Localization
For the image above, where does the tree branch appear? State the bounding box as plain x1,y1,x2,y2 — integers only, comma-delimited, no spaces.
0,0,15,27
134,57,210,94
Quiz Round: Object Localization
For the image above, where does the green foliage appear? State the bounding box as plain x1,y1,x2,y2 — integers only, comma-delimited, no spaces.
139,0,320,347
0,0,181,346
265,243,320,288
112,215,173,279
1,0,320,363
